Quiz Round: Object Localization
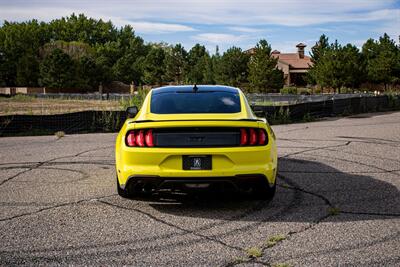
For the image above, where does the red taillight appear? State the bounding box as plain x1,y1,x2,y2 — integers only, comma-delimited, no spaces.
240,128,248,145
135,130,145,147
258,129,267,145
240,128,268,146
126,129,155,147
126,131,136,146
126,128,267,147
145,129,154,147
249,128,257,145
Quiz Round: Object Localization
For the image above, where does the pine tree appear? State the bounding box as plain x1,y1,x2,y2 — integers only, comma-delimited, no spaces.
143,47,166,86
362,33,400,90
248,39,283,92
39,48,75,88
164,44,188,84
215,46,249,87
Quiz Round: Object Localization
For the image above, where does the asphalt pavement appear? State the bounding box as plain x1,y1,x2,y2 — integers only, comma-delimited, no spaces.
0,112,399,266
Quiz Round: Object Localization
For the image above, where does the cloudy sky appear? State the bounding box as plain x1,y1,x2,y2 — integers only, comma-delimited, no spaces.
0,0,399,54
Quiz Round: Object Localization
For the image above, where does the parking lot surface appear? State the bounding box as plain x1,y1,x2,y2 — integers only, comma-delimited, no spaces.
1,112,399,266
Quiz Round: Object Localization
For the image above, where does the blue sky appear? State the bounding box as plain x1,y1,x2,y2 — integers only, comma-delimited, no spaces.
0,0,399,54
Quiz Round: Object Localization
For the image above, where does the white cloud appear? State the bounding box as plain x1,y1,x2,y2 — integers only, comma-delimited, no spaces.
109,17,195,33
228,26,263,33
1,0,398,27
128,22,194,34
192,33,248,44
0,0,398,48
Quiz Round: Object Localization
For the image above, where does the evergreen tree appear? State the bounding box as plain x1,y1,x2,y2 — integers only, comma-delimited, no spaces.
215,46,249,87
16,53,39,86
187,44,208,83
310,34,330,63
310,41,365,92
143,46,166,85
39,48,75,88
164,44,188,84
248,39,283,92
362,33,400,90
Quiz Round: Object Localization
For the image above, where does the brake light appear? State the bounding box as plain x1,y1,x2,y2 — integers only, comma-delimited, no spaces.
258,129,267,145
240,128,248,145
249,128,257,145
126,128,267,147
126,131,136,146
240,128,268,146
145,129,154,147
136,130,145,147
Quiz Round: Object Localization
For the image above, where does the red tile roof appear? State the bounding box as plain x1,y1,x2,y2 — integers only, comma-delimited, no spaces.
272,53,313,69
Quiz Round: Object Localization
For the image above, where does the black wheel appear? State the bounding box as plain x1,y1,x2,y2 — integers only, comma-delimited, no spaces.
116,175,131,198
252,178,276,200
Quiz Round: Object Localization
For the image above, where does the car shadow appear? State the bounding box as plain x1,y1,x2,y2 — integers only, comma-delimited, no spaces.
137,158,400,222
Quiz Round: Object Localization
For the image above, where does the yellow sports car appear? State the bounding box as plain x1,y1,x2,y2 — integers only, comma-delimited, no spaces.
115,85,277,199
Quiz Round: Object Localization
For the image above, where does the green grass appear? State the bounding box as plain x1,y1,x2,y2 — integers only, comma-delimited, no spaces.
254,101,289,106
302,113,315,122
265,234,287,248
328,207,340,216
232,256,248,264
118,91,147,110
54,131,65,139
245,247,263,258
10,94,35,101
273,263,291,267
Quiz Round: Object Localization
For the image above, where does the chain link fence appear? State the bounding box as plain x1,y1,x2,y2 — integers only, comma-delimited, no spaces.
1,94,399,136
26,92,379,104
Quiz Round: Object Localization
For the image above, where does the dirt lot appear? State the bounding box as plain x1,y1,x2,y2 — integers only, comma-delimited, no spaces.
0,112,399,266
0,96,121,115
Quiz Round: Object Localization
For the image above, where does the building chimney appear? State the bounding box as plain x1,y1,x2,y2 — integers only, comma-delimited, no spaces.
296,43,306,59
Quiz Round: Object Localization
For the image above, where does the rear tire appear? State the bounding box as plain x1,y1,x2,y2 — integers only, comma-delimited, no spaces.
116,175,131,198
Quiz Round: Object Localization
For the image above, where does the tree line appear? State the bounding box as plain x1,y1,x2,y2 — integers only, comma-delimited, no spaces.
0,14,399,92
309,34,400,92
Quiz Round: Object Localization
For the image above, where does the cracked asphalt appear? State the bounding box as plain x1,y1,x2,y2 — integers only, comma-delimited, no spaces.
1,112,399,266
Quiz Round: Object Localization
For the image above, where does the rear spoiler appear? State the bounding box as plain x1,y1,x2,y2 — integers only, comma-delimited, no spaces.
130,119,263,124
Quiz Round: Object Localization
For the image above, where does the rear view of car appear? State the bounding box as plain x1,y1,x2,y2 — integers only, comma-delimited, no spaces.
115,85,277,199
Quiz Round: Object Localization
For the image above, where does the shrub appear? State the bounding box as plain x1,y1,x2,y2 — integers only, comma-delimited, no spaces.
280,87,297,94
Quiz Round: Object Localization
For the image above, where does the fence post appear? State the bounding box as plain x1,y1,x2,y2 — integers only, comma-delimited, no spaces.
98,82,103,100
130,82,135,95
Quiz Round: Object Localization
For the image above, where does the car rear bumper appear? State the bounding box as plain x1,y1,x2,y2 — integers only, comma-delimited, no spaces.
116,145,277,188
122,174,273,193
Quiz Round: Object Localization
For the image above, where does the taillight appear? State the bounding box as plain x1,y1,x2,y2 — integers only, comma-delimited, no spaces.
240,128,268,146
249,128,257,145
145,129,154,147
126,129,155,147
240,128,248,145
258,129,267,145
126,131,136,146
135,130,145,147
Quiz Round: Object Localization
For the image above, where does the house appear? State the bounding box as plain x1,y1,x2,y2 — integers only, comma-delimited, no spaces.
246,43,313,86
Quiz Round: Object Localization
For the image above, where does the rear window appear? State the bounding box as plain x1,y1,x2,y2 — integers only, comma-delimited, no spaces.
150,91,241,114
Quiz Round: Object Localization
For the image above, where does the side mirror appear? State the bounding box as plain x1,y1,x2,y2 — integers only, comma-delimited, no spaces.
126,106,139,118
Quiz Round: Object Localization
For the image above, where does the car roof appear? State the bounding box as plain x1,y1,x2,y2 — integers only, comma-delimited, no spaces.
151,85,240,95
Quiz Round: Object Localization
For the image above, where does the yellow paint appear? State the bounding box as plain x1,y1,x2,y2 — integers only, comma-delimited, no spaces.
115,87,277,187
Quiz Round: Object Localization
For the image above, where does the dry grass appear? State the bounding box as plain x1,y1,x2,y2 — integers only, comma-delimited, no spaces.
245,247,263,258
54,131,65,139
0,96,121,115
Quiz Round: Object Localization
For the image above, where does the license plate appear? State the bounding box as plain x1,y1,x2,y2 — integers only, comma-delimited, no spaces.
182,155,212,170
